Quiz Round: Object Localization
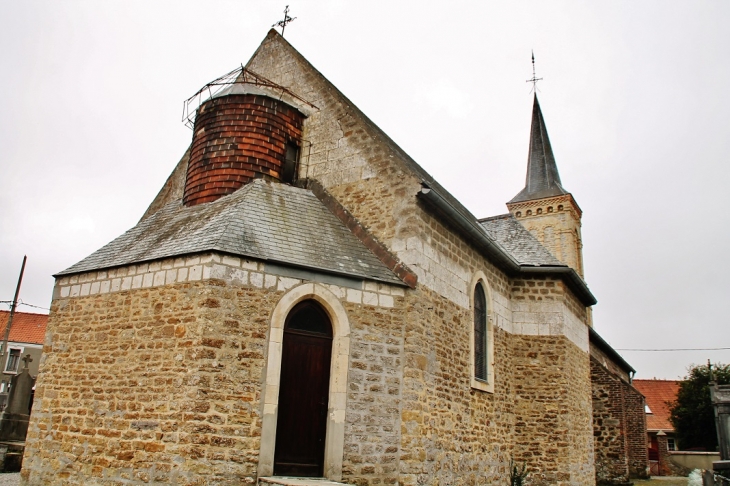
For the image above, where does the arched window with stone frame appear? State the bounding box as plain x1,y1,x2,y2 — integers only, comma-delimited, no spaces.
474,283,488,381
470,272,495,393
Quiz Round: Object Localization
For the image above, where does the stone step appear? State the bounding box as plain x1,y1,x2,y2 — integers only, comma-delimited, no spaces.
258,477,350,486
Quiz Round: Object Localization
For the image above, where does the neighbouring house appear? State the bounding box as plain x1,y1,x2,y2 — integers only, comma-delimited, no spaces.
23,29,636,485
0,311,47,410
590,328,648,484
633,379,681,475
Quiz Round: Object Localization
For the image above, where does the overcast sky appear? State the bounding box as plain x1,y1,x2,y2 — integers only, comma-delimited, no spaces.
1,1,728,380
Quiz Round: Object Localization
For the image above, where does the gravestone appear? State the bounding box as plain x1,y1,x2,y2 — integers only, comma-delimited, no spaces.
711,381,730,483
0,354,35,442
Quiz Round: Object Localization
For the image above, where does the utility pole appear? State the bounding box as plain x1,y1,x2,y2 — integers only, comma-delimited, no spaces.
1,256,27,364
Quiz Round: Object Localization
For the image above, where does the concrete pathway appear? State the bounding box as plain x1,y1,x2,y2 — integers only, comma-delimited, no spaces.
0,473,19,486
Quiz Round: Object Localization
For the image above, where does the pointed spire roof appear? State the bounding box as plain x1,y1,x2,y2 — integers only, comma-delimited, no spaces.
509,95,568,203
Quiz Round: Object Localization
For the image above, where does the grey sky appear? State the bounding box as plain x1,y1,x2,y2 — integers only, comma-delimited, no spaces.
1,1,728,380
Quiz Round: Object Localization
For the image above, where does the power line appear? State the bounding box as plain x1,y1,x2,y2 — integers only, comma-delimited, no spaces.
0,300,50,311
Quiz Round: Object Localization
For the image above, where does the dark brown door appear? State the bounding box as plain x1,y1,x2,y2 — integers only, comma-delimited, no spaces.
274,301,333,477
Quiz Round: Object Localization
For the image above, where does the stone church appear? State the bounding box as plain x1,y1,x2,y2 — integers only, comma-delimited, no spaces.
22,30,627,485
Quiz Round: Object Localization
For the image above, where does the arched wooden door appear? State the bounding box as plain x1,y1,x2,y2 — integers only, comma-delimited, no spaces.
274,300,333,477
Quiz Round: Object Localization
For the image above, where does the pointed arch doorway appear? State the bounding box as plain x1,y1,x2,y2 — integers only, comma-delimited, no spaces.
273,300,333,477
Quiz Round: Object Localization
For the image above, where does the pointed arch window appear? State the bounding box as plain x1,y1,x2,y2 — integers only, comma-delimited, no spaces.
473,283,488,382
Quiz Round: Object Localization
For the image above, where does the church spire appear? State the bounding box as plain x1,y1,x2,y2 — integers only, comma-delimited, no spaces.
506,93,585,278
509,94,568,203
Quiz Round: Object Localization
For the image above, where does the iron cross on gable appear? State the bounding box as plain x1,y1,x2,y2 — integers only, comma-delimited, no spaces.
22,353,32,369
273,5,296,37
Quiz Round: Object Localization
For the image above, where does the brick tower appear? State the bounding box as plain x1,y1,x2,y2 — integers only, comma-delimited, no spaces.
183,71,306,207
507,95,585,277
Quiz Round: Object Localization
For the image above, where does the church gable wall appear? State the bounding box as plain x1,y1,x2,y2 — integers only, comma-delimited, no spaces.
246,32,425,260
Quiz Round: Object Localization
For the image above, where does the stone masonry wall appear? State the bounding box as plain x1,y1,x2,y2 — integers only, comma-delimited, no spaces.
510,275,594,485
399,286,515,486
507,194,584,278
511,334,594,485
22,255,405,486
342,301,404,485
25,278,276,485
624,384,648,479
590,355,648,484
591,356,630,485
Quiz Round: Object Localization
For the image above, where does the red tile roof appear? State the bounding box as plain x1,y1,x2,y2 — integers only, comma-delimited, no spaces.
0,311,48,345
633,379,680,432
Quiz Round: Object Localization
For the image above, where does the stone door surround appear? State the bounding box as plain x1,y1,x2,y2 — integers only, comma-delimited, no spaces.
258,283,351,481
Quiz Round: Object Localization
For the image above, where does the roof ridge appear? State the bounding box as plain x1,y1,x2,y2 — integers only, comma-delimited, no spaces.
0,310,48,317
477,213,512,222
305,179,417,288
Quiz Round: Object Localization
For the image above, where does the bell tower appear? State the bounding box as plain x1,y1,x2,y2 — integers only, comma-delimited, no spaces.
507,95,585,278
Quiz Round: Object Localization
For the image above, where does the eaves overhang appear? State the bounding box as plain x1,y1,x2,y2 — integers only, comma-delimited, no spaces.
589,327,636,375
417,183,597,307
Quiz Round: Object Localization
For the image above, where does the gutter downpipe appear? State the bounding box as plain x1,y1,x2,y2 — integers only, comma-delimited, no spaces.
418,185,596,307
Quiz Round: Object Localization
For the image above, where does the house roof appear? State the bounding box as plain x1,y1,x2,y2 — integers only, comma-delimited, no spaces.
0,310,48,345
633,379,680,432
479,214,563,266
57,180,404,286
510,95,569,203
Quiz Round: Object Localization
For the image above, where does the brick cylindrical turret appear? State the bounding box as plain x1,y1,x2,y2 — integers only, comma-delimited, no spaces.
183,94,304,206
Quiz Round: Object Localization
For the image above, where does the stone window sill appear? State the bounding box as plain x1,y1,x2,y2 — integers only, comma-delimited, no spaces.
471,377,494,394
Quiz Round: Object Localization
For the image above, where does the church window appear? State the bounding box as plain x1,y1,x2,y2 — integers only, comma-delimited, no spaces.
547,206,553,213
5,349,20,373
558,204,563,211
536,208,542,214
515,211,522,217
474,283,488,382
470,274,494,393
526,210,532,216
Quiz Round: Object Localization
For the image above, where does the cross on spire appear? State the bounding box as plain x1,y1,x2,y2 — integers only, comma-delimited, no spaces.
22,353,32,370
273,5,296,37
526,50,543,93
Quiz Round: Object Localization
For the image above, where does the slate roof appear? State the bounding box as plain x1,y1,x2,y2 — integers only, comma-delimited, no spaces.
510,95,569,203
633,379,680,432
58,180,404,285
479,214,564,267
0,311,47,345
